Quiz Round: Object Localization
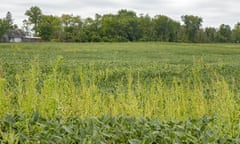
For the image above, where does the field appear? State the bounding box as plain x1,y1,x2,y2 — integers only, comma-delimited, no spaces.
0,42,240,143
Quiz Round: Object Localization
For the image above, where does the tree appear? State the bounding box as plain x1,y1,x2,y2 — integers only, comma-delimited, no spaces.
91,14,103,42
176,25,188,42
82,14,102,42
217,24,232,42
196,29,208,43
6,11,13,29
205,27,217,42
38,15,61,41
0,18,10,39
232,22,240,43
117,10,140,41
152,15,169,41
101,14,119,41
101,9,140,42
181,15,203,42
61,14,83,41
22,19,31,36
153,15,180,42
138,14,154,41
82,17,98,42
25,6,42,36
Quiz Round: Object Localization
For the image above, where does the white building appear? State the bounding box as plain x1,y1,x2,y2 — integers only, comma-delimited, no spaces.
1,29,25,42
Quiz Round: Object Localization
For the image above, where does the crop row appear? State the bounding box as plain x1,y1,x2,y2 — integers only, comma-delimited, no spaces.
0,59,240,139
1,114,239,143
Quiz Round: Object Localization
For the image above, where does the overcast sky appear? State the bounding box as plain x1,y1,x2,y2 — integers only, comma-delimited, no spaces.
1,0,240,28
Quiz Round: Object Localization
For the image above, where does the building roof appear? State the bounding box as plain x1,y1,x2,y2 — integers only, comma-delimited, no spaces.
8,29,25,38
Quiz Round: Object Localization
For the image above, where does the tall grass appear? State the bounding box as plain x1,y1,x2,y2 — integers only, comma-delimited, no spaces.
0,58,239,137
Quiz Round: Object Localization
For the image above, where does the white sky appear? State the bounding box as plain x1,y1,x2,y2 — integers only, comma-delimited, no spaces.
0,0,240,28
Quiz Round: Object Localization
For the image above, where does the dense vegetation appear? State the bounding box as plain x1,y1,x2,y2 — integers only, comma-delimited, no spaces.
0,42,240,143
2,114,239,143
1,6,240,43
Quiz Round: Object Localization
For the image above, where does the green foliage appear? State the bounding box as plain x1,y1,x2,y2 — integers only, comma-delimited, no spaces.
181,15,203,42
153,15,180,42
100,10,140,42
0,6,233,43
5,12,13,29
0,42,240,142
217,24,232,42
61,14,83,42
232,23,240,43
1,114,239,143
24,6,42,36
0,19,9,39
2,6,240,43
38,15,62,41
138,14,154,41
205,27,217,43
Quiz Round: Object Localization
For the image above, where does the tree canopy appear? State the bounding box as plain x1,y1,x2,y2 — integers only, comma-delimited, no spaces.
0,18,9,38
1,6,240,43
181,15,203,42
0,12,15,40
25,6,42,36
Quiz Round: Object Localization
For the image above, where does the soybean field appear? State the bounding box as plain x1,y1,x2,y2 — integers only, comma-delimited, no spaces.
0,42,240,143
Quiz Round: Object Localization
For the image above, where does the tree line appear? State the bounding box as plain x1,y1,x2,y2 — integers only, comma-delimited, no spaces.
1,6,240,43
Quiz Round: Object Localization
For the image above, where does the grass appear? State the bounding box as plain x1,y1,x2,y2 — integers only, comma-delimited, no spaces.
0,42,240,143
1,42,240,65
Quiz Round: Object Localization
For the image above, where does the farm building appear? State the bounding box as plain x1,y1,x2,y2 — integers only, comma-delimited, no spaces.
1,29,25,42
1,29,42,42
23,36,42,42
